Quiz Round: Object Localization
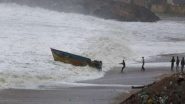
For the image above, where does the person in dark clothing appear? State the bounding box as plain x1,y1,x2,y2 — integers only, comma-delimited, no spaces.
141,57,145,71
99,61,102,71
176,56,180,70
171,56,175,71
181,57,185,72
120,60,126,73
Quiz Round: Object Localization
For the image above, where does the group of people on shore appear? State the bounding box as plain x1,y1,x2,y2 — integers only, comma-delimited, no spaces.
120,56,185,73
171,56,184,72
120,57,145,73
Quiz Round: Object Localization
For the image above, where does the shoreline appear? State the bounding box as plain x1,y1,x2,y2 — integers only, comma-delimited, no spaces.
0,66,173,104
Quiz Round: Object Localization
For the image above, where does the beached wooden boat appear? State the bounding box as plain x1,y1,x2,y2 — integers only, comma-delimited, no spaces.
51,48,102,70
131,82,156,89
131,85,145,89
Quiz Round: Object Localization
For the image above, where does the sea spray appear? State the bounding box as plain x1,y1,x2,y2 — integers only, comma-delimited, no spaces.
0,3,185,89
0,3,133,89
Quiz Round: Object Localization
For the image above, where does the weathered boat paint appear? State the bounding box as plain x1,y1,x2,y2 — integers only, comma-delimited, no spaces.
51,48,91,66
51,48,102,70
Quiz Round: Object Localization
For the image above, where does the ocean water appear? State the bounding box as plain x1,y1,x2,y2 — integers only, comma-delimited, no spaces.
0,3,185,89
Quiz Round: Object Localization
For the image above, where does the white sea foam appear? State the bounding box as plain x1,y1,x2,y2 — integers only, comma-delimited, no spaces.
0,3,185,89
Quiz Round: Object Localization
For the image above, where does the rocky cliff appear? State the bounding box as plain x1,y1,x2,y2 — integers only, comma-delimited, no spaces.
0,0,160,22
151,4,185,16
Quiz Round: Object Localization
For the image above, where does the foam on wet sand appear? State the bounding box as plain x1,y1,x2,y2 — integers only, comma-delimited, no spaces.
0,66,173,104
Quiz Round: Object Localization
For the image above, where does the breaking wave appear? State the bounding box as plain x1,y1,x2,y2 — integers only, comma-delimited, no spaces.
0,3,133,89
0,3,185,89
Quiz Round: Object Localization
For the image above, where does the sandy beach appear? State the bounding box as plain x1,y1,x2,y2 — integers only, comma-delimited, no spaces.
0,66,172,104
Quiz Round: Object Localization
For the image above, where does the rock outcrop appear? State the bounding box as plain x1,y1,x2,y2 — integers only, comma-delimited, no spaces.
151,4,185,16
0,0,160,22
121,73,185,104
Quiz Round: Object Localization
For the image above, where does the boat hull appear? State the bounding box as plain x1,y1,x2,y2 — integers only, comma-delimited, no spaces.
51,48,91,66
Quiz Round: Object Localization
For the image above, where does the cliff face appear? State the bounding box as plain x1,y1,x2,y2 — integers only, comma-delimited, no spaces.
91,1,160,22
151,4,185,16
0,0,160,22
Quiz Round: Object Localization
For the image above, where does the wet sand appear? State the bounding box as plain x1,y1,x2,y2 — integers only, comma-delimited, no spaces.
0,66,172,104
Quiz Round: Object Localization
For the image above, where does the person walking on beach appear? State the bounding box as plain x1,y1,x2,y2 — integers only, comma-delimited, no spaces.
120,60,126,73
141,57,145,71
176,56,180,70
171,56,175,71
181,57,185,72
